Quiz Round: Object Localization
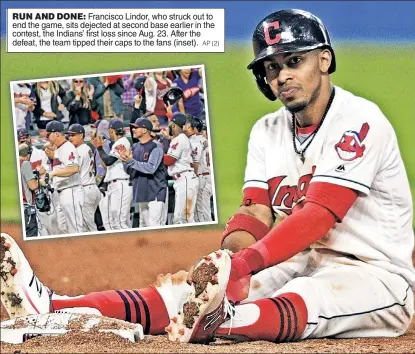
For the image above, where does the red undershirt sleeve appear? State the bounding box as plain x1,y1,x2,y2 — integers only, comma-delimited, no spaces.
234,183,359,275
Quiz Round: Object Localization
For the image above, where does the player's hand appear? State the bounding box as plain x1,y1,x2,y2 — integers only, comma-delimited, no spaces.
119,149,133,162
36,165,46,176
161,128,170,138
58,104,65,111
164,102,173,113
91,135,104,148
44,147,55,159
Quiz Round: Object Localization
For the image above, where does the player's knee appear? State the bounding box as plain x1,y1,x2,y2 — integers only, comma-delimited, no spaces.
221,232,257,253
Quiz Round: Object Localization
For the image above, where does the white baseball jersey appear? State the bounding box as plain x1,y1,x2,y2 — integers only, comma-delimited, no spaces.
52,141,81,190
104,137,131,182
76,143,96,186
243,86,414,286
29,146,48,171
188,134,204,164
166,133,193,176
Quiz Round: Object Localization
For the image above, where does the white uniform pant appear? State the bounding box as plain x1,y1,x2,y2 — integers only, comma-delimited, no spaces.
99,193,110,231
244,248,414,339
81,184,102,232
106,180,133,230
138,200,164,227
195,175,213,222
57,185,86,234
172,173,199,224
37,191,66,236
162,187,169,226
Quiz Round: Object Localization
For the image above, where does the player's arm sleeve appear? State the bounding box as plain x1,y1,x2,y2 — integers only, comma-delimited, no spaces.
166,137,184,160
94,150,106,176
312,113,390,195
242,121,270,207
125,146,163,174
97,147,118,166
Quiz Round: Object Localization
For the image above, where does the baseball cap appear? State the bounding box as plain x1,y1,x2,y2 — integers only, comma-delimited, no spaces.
134,75,147,92
130,118,153,131
163,87,184,106
171,113,188,128
109,118,124,131
17,128,29,141
46,121,65,133
67,123,85,135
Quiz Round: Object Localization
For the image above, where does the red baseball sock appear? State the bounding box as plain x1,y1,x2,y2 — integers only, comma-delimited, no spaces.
217,292,308,342
51,286,169,335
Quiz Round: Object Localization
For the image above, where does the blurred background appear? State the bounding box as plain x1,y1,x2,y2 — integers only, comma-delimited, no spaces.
1,1,414,226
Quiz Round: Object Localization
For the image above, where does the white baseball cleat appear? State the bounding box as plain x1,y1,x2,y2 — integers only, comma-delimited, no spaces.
0,233,51,318
165,249,232,344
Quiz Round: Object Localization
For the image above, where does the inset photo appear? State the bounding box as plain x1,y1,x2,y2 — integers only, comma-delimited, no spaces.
11,66,217,239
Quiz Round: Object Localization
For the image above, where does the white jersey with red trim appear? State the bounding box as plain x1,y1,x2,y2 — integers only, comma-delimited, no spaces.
76,143,96,186
166,133,193,176
189,134,204,164
52,141,81,190
243,86,414,286
29,146,48,171
104,137,131,182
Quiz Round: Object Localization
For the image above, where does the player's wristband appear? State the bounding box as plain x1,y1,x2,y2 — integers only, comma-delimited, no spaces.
222,213,270,244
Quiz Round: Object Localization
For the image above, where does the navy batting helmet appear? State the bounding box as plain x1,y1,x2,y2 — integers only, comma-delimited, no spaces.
248,9,336,101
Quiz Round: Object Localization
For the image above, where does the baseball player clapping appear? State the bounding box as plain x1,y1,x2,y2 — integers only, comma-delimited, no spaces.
91,118,133,230
163,113,199,224
119,118,168,227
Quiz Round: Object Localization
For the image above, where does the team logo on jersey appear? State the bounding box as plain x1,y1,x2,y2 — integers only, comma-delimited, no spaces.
191,147,198,157
52,158,62,167
143,152,149,161
170,142,179,151
335,123,370,161
68,152,75,161
114,144,127,154
268,167,316,215
30,160,42,170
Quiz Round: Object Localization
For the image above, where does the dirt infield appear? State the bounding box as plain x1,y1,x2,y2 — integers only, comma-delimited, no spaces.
1,222,414,353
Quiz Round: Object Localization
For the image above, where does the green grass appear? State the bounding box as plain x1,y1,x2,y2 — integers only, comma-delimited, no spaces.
1,42,414,225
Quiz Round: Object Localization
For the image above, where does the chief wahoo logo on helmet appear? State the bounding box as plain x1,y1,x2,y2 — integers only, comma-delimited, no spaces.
335,122,370,161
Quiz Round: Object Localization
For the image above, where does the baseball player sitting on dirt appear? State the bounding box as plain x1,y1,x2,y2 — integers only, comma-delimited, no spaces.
119,118,167,227
1,8,414,346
